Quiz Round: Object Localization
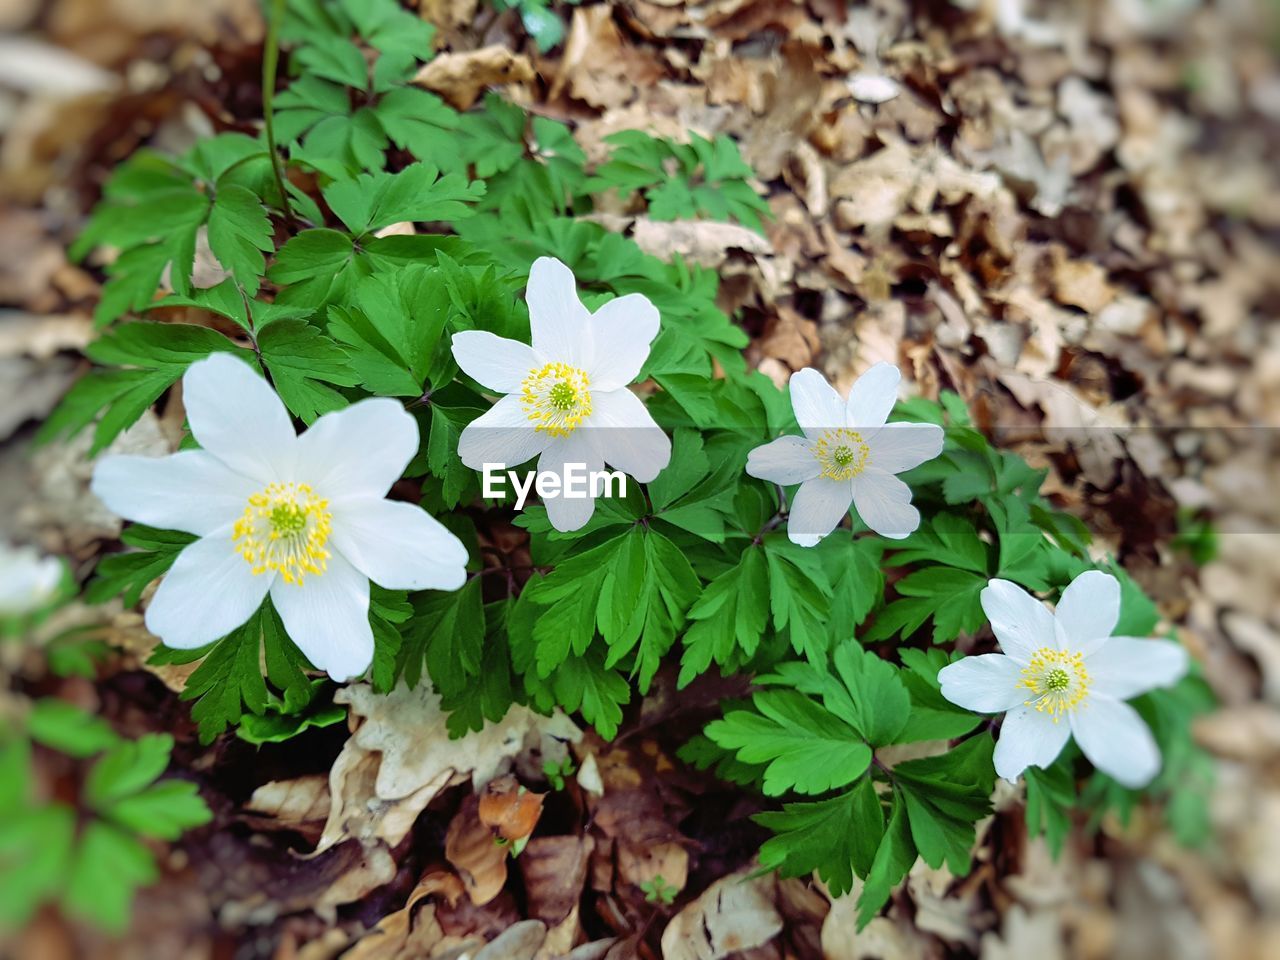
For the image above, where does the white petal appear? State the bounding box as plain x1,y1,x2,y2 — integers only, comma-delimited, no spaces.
537,432,601,533
450,330,538,394
1070,695,1161,788
271,551,372,682
845,362,901,431
850,469,919,540
330,498,468,592
527,257,591,367
788,368,845,440
457,394,551,471
297,398,418,501
587,387,670,483
867,422,944,475
937,654,1027,713
981,579,1057,664
993,704,1072,782
787,477,852,547
0,547,62,615
746,435,821,486
1087,637,1189,701
182,352,296,482
1054,570,1120,653
144,531,271,649
91,450,258,536
587,294,660,391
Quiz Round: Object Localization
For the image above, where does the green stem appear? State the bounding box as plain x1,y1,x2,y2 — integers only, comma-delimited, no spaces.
263,0,293,221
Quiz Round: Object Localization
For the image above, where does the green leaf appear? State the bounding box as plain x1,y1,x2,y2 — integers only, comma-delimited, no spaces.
374,88,464,173
895,648,984,743
706,690,871,796
855,790,917,928
106,779,212,840
895,734,996,875
762,537,833,662
152,601,313,744
84,733,174,807
1024,762,1075,857
206,183,273,294
84,525,196,607
678,544,769,686
398,578,485,695
830,643,912,746
258,319,358,422
27,700,119,757
323,162,485,236
756,777,884,897
888,513,989,574
865,566,987,645
0,805,76,930
62,822,157,933
41,324,241,452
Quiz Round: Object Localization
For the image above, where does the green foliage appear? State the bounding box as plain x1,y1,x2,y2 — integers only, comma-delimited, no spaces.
48,0,1210,936
2,705,210,933
588,130,770,232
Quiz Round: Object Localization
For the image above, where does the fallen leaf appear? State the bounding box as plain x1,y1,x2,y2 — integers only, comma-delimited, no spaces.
660,866,782,960
519,835,594,926
414,45,535,111
478,774,545,842
446,795,510,906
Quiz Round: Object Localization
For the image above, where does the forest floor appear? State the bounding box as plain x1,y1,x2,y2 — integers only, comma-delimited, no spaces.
1,1,1278,958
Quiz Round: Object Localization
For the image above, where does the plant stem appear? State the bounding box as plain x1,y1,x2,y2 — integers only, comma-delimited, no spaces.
263,0,293,221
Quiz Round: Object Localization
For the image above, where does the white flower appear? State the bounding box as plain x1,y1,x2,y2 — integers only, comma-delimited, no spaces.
938,571,1190,788
0,543,63,615
744,364,943,545
450,257,671,532
90,353,468,681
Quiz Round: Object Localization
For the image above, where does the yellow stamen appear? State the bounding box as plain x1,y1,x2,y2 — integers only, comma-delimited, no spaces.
232,482,332,586
814,428,871,480
520,361,592,437
1019,646,1090,721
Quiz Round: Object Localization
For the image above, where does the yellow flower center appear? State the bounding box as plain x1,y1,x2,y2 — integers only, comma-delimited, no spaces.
232,482,332,586
1019,647,1090,720
814,428,871,480
520,362,593,437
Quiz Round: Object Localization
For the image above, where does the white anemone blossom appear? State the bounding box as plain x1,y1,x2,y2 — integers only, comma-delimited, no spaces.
0,543,63,615
90,353,468,681
450,257,671,532
938,571,1190,788
745,364,943,545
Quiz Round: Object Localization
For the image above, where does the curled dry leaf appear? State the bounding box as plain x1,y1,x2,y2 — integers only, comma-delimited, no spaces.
446,795,511,907
243,775,331,845
630,217,773,268
660,866,783,960
478,774,545,842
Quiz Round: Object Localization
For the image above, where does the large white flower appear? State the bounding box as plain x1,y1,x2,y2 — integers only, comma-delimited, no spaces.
450,257,671,532
938,571,1190,788
90,353,468,681
0,542,62,615
745,364,943,545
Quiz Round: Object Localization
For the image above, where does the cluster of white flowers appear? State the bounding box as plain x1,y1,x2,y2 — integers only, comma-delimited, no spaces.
84,257,1191,790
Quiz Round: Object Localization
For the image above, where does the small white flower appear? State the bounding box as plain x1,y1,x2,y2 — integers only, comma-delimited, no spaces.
450,257,672,532
0,543,63,616
91,353,468,681
938,571,1190,788
744,364,943,545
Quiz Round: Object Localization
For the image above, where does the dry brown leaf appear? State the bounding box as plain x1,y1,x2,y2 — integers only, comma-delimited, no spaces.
550,5,664,110
630,217,772,267
616,840,688,897
244,775,331,844
445,795,510,906
519,835,594,926
660,866,782,960
478,775,545,842
316,681,579,855
413,45,534,111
